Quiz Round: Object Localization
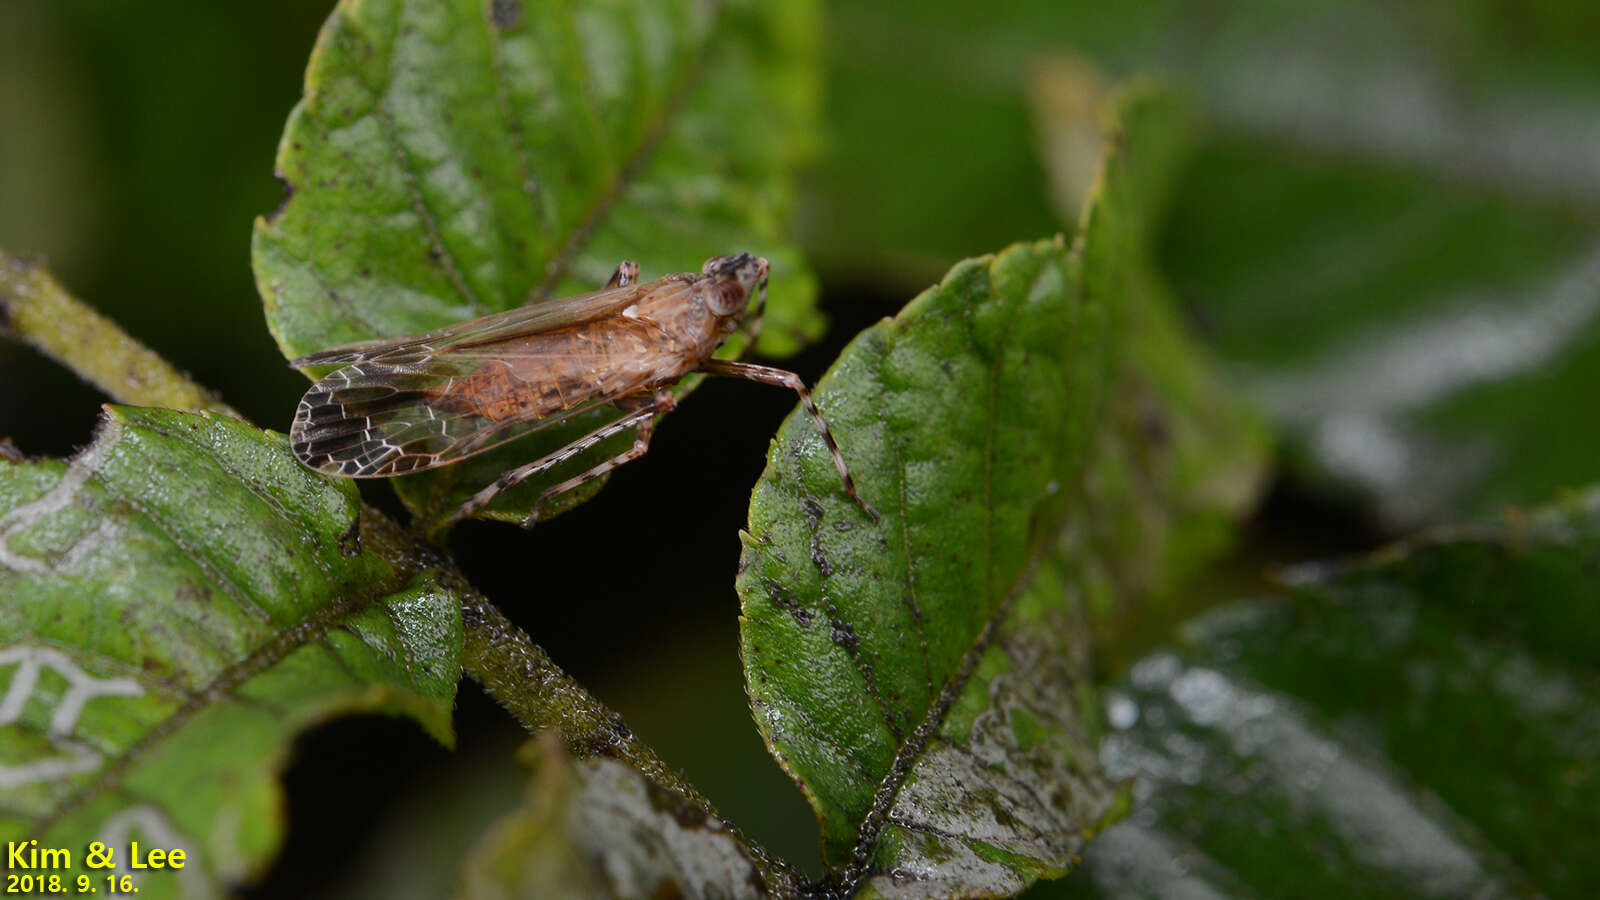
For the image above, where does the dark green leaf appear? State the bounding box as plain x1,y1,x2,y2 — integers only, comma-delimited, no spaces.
1031,68,1273,665
1161,140,1600,526
809,0,1600,288
1052,489,1600,899
252,0,822,526
737,234,1111,888
738,86,1264,897
0,407,461,897
812,1,1600,527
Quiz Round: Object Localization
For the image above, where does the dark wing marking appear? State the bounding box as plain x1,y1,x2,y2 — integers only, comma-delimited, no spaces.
290,332,671,478
288,278,685,368
292,379,616,476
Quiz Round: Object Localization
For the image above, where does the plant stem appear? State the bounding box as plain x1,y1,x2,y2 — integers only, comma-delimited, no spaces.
0,251,236,416
454,588,804,894
457,590,669,774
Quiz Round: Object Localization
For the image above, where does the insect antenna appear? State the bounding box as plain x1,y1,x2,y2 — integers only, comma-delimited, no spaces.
740,267,768,350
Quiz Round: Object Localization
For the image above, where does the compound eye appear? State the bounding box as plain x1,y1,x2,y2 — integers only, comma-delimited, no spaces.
706,280,748,316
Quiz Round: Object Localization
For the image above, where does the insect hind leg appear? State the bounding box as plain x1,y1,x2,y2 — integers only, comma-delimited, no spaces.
697,359,879,522
447,391,673,529
520,394,675,528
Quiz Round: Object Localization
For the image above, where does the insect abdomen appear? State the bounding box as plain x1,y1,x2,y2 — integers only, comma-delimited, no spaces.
429,319,688,422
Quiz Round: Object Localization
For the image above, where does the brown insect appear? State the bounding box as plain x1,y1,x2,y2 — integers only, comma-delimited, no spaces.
289,253,878,528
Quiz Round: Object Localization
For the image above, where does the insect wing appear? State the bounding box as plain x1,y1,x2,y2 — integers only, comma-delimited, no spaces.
289,280,651,368
292,348,622,477
290,280,697,477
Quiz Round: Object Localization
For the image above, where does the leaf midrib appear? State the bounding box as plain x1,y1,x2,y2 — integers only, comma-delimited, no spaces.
830,511,1072,896
830,248,1084,896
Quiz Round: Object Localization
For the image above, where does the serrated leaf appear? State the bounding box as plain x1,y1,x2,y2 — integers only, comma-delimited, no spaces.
1031,66,1272,664
252,0,822,526
1056,489,1600,899
809,0,1600,528
737,86,1259,897
458,734,787,900
737,235,1108,891
0,407,461,898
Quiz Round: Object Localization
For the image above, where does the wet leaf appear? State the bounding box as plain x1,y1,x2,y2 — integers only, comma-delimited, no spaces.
0,407,462,898
1030,68,1273,666
252,0,822,527
458,734,789,900
1161,140,1600,528
737,233,1109,894
809,0,1600,287
816,1,1600,529
738,86,1263,897
1054,489,1600,899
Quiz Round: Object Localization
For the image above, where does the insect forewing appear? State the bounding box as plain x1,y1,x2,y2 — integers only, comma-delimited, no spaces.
294,368,614,477
290,279,691,478
290,281,646,368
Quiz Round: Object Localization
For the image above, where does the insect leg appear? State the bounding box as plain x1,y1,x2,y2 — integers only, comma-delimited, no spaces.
696,359,879,522
447,391,671,528
519,389,677,528
604,260,639,289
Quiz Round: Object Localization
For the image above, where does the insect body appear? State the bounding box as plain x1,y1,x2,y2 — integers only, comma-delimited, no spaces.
289,254,877,527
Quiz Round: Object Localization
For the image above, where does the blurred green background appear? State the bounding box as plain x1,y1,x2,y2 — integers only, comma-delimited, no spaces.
4,0,1598,896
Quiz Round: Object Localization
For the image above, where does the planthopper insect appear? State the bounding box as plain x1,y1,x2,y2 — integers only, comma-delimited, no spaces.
289,253,878,528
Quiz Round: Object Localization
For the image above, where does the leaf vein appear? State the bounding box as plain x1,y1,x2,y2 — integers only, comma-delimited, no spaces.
831,256,1064,896
29,581,407,835
318,635,369,686
878,360,936,699
89,474,273,628
371,4,489,315
530,5,721,298
132,419,341,585
480,6,552,255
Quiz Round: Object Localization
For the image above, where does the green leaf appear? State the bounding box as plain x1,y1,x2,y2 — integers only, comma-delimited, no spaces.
1031,68,1272,665
1161,139,1600,527
1054,489,1600,899
738,85,1261,896
808,0,1600,288
458,734,792,900
806,0,1600,528
0,407,461,898
252,0,822,526
736,235,1111,888
840,0,1600,531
